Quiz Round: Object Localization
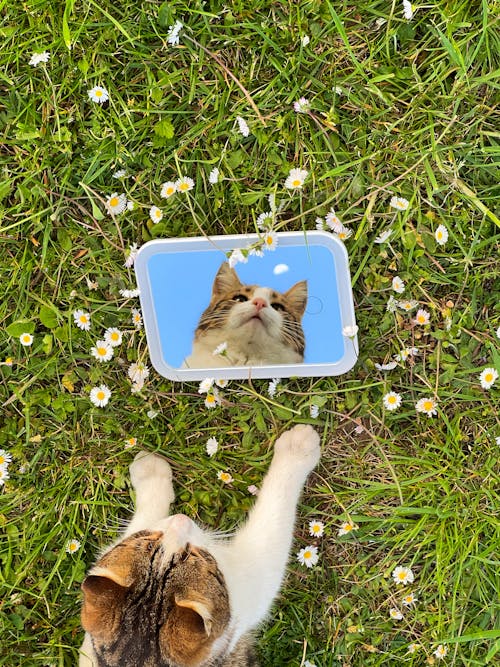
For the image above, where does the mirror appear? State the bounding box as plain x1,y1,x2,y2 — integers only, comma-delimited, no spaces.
134,231,358,380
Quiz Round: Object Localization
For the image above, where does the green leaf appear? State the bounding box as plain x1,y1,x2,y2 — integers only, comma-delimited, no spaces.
158,2,174,28
38,305,59,329
153,119,174,139
6,319,35,338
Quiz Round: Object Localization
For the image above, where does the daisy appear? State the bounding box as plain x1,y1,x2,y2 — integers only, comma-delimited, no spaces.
236,116,250,137
415,397,438,416
131,308,143,329
267,378,280,397
402,592,418,606
0,450,12,467
338,521,358,536
293,97,311,113
88,85,109,104
29,51,50,66
206,437,218,457
124,243,139,268
160,181,177,198
247,484,259,495
310,405,319,419
127,200,135,211
204,391,220,409
128,361,150,384
315,217,327,231
414,308,430,325
112,169,127,179
217,470,233,484
301,35,310,47
175,176,194,193
256,211,274,230
397,299,418,312
390,196,409,211
19,333,34,346
375,361,398,371
386,295,398,312
285,168,308,190
434,645,448,660
304,661,316,667
332,85,344,95
407,643,420,654
342,324,359,338
479,367,498,389
263,231,278,251
0,467,10,485
131,381,144,394
3,357,13,367
105,193,127,215
435,224,449,245
125,437,137,448
392,276,405,294
389,608,403,620
308,520,325,538
213,342,228,356
228,248,247,268
167,20,183,45
104,328,123,347
147,409,159,419
383,391,402,411
90,340,113,363
374,228,392,244
392,565,414,585
394,347,418,362
402,1,414,20
199,378,215,394
119,288,140,298
297,545,319,568
90,385,111,407
66,539,81,554
325,209,343,233
335,227,353,241
208,167,219,184
149,206,163,223
215,378,229,388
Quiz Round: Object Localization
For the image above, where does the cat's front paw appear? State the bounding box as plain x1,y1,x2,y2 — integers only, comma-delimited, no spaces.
130,451,174,501
273,424,320,472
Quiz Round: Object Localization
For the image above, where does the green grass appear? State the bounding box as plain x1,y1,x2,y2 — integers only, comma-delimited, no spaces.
1,1,499,665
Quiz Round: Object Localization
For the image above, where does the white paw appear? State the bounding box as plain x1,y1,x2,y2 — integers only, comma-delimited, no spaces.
273,424,320,472
130,451,174,499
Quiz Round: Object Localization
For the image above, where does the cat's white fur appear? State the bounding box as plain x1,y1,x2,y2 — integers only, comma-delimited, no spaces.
79,424,320,665
184,286,303,368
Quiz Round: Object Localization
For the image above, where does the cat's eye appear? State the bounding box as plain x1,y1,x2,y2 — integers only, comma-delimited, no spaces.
233,294,248,302
271,302,285,312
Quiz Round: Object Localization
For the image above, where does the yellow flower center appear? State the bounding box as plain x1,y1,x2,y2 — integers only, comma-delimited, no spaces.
388,395,397,404
109,197,119,207
79,315,88,323
417,315,426,322
344,523,353,532
292,179,301,187
167,187,174,195
155,210,161,218
398,572,407,580
96,391,105,401
206,394,216,403
484,372,493,382
423,400,434,411
304,550,312,559
0,456,5,464
97,347,107,356
110,332,119,341
179,182,189,191
95,89,102,97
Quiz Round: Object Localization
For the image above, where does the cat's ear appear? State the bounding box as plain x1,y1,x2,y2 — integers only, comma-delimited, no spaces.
212,262,242,296
284,280,308,316
81,569,129,639
161,593,214,666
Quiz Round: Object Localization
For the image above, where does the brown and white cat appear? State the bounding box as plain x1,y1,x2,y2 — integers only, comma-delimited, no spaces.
183,262,308,368
79,424,320,667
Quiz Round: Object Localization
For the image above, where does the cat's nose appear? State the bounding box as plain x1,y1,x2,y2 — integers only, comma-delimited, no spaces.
252,297,267,311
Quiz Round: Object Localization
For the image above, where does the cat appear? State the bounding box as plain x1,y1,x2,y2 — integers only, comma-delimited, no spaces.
79,424,320,667
183,262,308,368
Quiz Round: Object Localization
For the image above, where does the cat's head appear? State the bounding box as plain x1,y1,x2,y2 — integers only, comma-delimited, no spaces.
195,262,308,362
81,530,230,667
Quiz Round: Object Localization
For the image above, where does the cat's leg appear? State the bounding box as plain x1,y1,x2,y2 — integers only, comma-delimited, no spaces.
216,424,320,633
123,451,175,537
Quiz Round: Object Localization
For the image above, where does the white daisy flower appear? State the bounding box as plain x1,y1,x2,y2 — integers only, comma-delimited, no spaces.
297,545,319,568
332,85,344,95
149,206,163,224
407,643,420,654
160,181,177,198
397,299,418,312
206,437,218,457
342,324,359,338
325,209,344,233
66,539,81,554
247,484,259,495
124,243,139,268
90,385,111,407
435,224,449,245
215,378,229,388
390,196,409,211
338,521,358,536
308,520,325,538
104,328,123,347
293,97,311,113
228,248,247,268
90,341,114,363
131,308,143,329
128,361,150,384
205,390,221,409
392,276,405,294
392,565,414,585
256,211,274,230
284,167,308,189
208,167,219,184
383,391,402,411
88,85,109,104
199,378,215,394
213,342,228,356
73,310,91,331
394,347,418,362
125,437,137,449
105,193,127,216
236,116,250,137
414,308,430,325
434,645,448,660
0,466,10,486
217,470,233,484
119,288,140,298
29,51,50,66
315,217,327,231
247,246,264,258
267,378,280,397
402,592,418,606
175,176,194,193
263,231,278,251
374,228,392,244
301,35,310,47
19,333,34,347
402,1,414,20
479,367,498,390
415,397,438,416
127,200,135,211
375,361,398,371
309,404,319,419
112,169,127,179
166,20,183,45
0,450,12,467
335,227,353,241
389,608,403,620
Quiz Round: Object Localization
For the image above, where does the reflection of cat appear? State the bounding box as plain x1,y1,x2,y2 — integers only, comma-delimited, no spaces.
184,262,308,368
79,424,321,667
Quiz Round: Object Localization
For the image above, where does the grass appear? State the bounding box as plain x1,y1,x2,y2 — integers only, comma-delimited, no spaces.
0,1,499,665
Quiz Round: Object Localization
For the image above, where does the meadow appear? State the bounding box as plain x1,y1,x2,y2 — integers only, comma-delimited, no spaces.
0,1,499,665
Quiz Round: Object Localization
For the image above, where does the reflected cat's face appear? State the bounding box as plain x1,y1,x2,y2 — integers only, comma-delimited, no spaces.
185,262,308,368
